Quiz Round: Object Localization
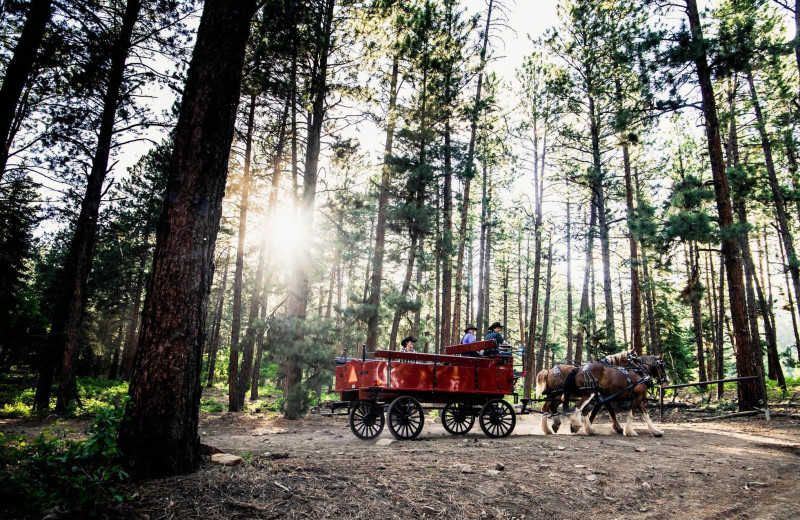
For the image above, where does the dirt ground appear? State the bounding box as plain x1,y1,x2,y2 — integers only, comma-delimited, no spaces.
3,404,799,519
108,407,800,519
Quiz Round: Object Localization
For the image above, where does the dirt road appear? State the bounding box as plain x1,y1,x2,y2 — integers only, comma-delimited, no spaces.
97,412,800,519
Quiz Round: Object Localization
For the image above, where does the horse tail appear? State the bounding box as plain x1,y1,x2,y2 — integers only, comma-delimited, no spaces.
535,369,548,399
562,367,579,413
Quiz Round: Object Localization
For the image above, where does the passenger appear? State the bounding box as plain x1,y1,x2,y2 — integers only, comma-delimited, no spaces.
400,336,417,353
484,322,506,356
461,325,480,357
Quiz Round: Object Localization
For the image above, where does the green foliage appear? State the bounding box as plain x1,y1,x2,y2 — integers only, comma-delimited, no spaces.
0,377,127,419
0,399,129,517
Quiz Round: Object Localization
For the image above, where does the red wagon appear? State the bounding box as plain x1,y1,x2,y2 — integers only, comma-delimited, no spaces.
333,341,523,440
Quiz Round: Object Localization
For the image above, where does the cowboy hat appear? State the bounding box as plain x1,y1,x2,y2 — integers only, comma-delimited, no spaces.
401,336,417,347
488,322,503,330
464,325,477,333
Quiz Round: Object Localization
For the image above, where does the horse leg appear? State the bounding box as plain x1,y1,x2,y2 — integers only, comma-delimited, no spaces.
604,403,624,434
623,405,638,437
574,393,596,435
569,395,588,432
637,392,663,437
540,399,556,435
583,401,598,435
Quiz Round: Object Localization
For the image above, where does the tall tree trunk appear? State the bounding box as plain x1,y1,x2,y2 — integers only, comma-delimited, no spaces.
566,193,573,362
284,0,335,420
688,241,707,383
452,0,494,344
575,202,597,365
762,225,786,388
440,117,453,351
523,128,546,397
704,250,718,379
118,0,256,478
536,237,553,373
46,0,143,413
366,56,399,351
121,253,147,381
588,93,615,348
713,253,726,399
235,97,289,409
107,324,124,380
618,275,628,347
622,142,642,354
228,93,256,412
747,71,800,343
206,247,231,388
476,161,489,331
517,231,525,347
389,236,419,350
482,183,492,328
0,0,52,179
778,226,800,362
685,0,758,410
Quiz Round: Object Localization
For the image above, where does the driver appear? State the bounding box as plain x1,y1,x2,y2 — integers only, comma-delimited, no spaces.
484,322,506,356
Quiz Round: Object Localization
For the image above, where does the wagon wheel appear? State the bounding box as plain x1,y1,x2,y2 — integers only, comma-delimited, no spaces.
441,402,475,435
479,399,516,438
387,396,425,440
349,401,385,440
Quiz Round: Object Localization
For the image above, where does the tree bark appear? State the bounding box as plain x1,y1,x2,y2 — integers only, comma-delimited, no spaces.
536,237,553,373
118,0,256,478
121,253,147,381
575,198,597,365
622,143,642,354
366,56,399,351
0,0,52,179
684,0,758,410
746,71,800,351
228,93,256,412
49,0,143,413
235,96,290,410
452,0,494,344
206,247,231,388
284,0,335,420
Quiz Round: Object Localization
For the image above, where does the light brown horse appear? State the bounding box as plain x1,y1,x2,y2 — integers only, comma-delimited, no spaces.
534,350,637,435
562,354,668,437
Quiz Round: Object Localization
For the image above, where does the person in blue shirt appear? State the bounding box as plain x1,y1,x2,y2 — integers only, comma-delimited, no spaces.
460,325,480,357
484,322,505,356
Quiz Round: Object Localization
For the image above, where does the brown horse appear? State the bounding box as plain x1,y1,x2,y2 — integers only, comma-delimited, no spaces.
534,350,637,435
562,355,668,437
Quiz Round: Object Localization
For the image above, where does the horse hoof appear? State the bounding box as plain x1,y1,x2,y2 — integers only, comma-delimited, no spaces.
613,427,623,435
653,431,663,438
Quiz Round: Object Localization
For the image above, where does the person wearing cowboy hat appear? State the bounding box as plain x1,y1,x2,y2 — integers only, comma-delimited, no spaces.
460,325,480,357
400,336,417,353
484,322,505,356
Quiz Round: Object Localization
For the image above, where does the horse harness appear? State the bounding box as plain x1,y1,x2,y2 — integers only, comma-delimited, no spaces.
552,365,566,393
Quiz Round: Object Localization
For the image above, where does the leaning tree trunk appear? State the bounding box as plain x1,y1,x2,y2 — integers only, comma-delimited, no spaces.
0,0,52,179
117,0,256,479
50,0,143,413
452,0,494,344
365,56,399,352
747,70,800,355
685,0,758,411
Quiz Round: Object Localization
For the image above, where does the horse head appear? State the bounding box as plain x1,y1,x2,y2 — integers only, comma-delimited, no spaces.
639,354,669,385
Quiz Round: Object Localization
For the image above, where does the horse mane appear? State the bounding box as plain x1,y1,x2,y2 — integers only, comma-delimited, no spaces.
603,350,631,366
639,355,658,365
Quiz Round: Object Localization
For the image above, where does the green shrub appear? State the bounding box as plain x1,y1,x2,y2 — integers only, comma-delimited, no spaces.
0,398,129,517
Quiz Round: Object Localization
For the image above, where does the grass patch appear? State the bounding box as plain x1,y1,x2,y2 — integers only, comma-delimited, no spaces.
0,377,129,419
0,399,128,518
